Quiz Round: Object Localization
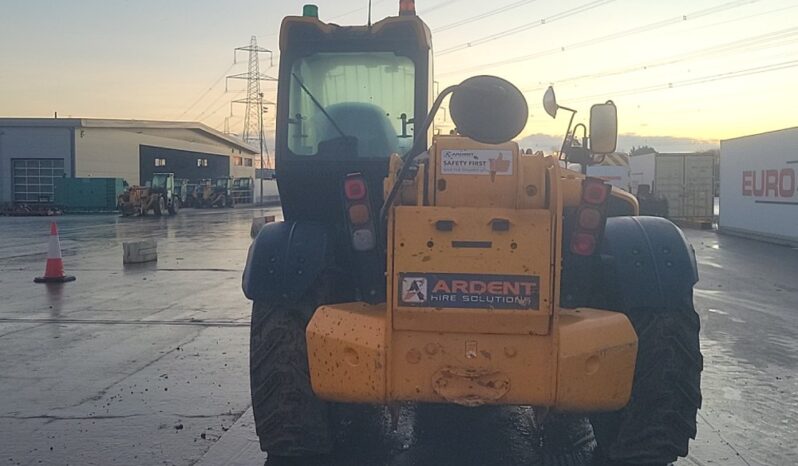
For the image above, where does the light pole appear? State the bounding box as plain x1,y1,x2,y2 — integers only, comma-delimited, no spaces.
258,92,265,206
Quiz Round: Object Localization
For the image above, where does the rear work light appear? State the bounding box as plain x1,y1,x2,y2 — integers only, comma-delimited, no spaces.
343,173,376,252
569,178,611,256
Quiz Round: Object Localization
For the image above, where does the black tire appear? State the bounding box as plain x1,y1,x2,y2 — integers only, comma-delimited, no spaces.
590,292,702,465
250,301,332,456
168,197,180,215
154,196,164,216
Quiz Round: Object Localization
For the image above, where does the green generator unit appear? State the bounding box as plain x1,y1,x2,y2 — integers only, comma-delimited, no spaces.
54,177,126,212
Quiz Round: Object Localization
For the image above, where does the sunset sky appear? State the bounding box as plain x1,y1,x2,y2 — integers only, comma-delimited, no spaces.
2,0,797,152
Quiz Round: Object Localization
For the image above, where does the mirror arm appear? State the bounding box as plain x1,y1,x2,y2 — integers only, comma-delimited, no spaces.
380,85,457,226
558,107,577,162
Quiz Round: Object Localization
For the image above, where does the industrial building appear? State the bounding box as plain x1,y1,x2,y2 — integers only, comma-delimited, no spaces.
0,118,258,204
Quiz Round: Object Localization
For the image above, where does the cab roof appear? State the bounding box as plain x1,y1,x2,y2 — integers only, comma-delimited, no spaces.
279,14,432,52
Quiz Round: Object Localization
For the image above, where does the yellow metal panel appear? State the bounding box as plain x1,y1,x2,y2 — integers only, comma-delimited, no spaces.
306,302,387,403
556,308,637,410
306,304,636,409
516,155,548,210
392,206,552,335
390,330,555,405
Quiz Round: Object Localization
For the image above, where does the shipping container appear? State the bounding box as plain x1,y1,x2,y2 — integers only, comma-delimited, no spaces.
719,127,798,245
54,177,126,212
655,153,715,222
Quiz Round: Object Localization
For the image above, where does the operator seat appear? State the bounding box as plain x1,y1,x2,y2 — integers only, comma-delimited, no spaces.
314,102,399,158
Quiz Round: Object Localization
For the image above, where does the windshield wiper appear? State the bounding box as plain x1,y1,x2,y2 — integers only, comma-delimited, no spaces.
291,73,348,139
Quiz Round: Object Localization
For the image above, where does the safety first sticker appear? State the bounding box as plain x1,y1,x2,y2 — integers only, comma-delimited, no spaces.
398,272,539,310
440,149,513,176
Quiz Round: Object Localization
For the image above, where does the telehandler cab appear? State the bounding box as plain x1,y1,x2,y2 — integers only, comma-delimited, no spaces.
243,3,702,465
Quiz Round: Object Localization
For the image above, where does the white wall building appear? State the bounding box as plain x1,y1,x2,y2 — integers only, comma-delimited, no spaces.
0,118,258,204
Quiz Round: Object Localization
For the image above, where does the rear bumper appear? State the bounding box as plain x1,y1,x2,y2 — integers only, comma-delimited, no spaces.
306,303,637,410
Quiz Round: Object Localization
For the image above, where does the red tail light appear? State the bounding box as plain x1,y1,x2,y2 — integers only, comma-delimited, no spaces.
344,176,367,200
582,177,611,205
343,173,376,251
570,232,597,256
570,178,611,256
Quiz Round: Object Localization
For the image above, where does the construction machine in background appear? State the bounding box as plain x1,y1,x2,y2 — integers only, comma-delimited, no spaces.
198,177,234,208
117,173,180,216
231,177,254,205
173,178,190,208
242,3,702,465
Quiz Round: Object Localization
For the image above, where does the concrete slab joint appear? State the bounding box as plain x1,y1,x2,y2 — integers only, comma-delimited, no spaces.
123,239,158,264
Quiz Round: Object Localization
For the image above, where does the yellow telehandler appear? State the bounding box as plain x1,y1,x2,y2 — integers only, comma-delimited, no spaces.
243,3,702,464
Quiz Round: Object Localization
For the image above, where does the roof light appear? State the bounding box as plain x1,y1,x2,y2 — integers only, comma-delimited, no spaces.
302,4,318,17
399,0,416,16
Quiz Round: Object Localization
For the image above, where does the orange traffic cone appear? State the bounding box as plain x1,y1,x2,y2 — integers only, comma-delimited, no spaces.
34,222,76,283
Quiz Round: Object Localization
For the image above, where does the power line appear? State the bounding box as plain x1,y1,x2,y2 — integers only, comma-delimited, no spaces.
439,0,761,74
520,25,798,93
203,90,245,123
568,58,798,103
433,0,538,33
436,0,614,56
420,0,461,15
328,0,388,20
174,62,236,120
194,87,233,121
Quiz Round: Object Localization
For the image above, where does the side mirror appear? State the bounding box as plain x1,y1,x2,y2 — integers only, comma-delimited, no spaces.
589,101,618,154
449,75,528,145
543,86,558,118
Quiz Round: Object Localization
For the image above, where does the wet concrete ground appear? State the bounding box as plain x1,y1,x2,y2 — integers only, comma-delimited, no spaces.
1,209,796,465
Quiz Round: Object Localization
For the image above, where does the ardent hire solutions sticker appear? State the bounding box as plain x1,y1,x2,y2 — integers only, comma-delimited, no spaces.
399,272,539,310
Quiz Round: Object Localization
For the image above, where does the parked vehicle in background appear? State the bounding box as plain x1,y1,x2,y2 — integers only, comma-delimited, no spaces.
199,177,234,208
232,177,254,204
117,173,180,216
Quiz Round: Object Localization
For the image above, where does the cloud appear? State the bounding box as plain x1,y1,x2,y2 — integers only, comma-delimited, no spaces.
516,133,719,154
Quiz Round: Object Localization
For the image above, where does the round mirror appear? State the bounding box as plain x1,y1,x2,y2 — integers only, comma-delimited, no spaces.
543,86,558,118
449,75,528,145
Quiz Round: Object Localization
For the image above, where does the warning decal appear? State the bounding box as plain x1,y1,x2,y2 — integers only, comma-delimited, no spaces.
398,272,539,310
440,150,513,176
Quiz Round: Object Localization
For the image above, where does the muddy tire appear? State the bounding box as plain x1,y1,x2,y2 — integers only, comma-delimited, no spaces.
250,301,332,456
590,293,702,465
